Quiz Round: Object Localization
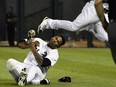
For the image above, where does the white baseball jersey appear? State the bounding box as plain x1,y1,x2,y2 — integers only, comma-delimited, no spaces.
6,37,59,84
24,38,59,70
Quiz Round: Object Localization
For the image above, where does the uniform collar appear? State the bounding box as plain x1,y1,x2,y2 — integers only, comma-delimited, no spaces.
47,44,56,49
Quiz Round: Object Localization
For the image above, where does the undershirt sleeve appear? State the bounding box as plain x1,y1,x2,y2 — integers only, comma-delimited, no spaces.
41,58,51,67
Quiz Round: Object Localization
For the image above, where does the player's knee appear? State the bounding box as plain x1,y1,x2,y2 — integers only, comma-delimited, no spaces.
7,58,14,64
71,21,80,31
6,58,17,70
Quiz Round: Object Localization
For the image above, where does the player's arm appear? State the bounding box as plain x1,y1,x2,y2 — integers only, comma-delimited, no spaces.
95,0,102,5
30,42,51,67
17,40,30,49
29,42,43,65
95,0,104,24
95,0,108,29
17,30,36,49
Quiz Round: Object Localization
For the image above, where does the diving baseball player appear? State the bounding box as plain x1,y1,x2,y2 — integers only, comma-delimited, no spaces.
37,0,109,43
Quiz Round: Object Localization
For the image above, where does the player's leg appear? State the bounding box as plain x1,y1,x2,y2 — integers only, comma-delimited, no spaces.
38,1,99,33
18,68,27,86
26,66,41,84
6,58,25,83
93,22,108,42
37,17,80,33
26,66,48,84
89,21,109,47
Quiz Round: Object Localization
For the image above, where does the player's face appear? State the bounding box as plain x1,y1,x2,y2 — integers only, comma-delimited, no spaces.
49,36,62,48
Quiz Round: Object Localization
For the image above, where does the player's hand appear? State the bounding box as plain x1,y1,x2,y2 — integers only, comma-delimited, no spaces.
29,41,39,48
34,41,39,47
26,29,36,44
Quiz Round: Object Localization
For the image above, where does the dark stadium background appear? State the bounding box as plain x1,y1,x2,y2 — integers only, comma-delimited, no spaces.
0,0,107,47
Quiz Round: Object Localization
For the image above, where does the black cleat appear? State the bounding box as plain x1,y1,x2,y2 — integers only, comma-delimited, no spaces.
18,68,27,86
40,79,50,85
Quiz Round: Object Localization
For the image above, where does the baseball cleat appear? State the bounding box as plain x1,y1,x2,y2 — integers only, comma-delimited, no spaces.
40,79,50,85
37,17,48,34
18,68,27,86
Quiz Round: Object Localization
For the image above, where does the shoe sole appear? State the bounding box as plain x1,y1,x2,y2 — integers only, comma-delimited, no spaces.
38,17,48,33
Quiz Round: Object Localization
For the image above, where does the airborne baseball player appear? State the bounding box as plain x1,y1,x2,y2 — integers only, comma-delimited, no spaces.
37,0,109,44
6,31,65,86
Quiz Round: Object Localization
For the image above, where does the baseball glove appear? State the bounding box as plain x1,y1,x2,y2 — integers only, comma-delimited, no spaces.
58,76,71,83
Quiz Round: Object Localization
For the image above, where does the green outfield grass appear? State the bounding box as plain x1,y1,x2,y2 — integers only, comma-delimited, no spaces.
0,47,116,87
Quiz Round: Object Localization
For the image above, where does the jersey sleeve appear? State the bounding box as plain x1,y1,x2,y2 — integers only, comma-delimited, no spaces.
45,49,59,66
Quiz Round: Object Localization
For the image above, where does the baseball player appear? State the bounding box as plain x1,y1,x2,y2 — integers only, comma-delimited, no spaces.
37,0,109,43
6,35,65,86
